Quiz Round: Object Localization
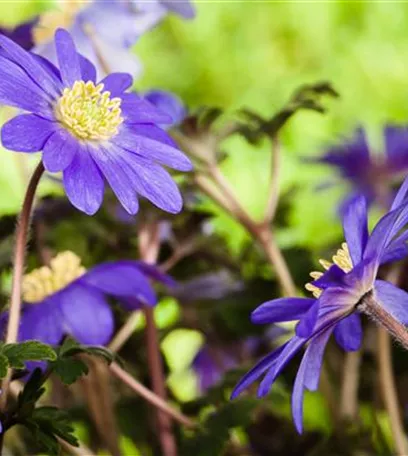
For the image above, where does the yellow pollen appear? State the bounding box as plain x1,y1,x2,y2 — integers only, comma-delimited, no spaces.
22,251,86,303
305,242,353,298
55,81,123,141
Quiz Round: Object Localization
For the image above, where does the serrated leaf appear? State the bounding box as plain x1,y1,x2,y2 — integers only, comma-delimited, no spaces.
52,357,89,385
2,340,57,369
57,337,82,357
0,352,9,378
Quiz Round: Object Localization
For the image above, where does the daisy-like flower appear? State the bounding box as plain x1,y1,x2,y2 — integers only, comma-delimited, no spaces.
0,28,192,215
311,127,408,213
232,177,408,433
0,251,173,346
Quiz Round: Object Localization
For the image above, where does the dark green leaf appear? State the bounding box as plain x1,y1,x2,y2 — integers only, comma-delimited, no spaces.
52,357,89,385
2,340,56,369
0,352,9,378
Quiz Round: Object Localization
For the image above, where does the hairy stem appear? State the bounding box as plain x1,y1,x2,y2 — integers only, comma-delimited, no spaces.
0,162,44,410
340,350,361,420
110,363,195,428
139,220,177,456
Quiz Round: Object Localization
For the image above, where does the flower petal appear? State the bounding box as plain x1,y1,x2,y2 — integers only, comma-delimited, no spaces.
144,90,186,127
295,300,319,338
342,194,368,265
230,343,287,399
58,282,114,345
114,126,193,171
374,280,408,325
43,129,78,172
121,93,173,124
19,299,64,344
100,73,133,97
251,297,315,325
0,32,62,97
79,54,97,82
334,313,362,351
0,54,54,116
1,114,57,152
161,0,196,18
89,144,139,214
63,144,104,215
292,329,332,434
312,264,346,290
390,174,408,210
81,261,157,306
54,28,82,87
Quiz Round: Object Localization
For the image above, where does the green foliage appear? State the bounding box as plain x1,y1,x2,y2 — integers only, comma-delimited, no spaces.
181,399,258,456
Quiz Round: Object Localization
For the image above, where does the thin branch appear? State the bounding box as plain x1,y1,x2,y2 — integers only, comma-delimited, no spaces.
340,350,361,420
1,162,44,410
110,363,195,428
264,136,281,223
108,312,141,353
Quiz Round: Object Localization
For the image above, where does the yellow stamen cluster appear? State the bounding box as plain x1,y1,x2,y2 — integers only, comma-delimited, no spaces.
33,1,85,45
305,243,352,298
55,81,123,141
22,251,86,303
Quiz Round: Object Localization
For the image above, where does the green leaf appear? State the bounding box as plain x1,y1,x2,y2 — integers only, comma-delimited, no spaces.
22,407,78,455
52,357,89,385
0,352,9,378
2,340,57,369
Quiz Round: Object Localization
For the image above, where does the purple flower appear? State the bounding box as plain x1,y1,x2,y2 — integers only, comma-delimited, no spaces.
33,0,195,77
134,0,196,20
311,127,408,213
143,90,187,129
0,251,173,346
232,177,408,433
0,29,192,215
0,18,36,50
193,346,237,393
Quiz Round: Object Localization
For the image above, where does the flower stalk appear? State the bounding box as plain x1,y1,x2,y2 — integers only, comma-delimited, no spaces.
0,161,44,410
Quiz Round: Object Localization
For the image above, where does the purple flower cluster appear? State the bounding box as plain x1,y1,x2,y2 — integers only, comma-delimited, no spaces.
0,29,192,215
232,177,408,432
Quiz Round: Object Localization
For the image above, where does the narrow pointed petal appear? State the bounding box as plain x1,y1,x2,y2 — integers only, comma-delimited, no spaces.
342,194,368,265
334,313,362,351
54,29,81,87
295,301,319,338
0,33,62,97
312,264,346,290
251,297,316,325
58,282,114,345
2,114,57,152
292,329,332,433
391,174,408,210
79,54,96,82
63,145,104,215
230,343,287,399
43,129,78,172
121,93,173,124
374,280,408,325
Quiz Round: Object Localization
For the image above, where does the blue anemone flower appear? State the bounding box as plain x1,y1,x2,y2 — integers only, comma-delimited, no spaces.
0,28,192,215
311,127,408,213
0,251,173,346
143,90,187,129
33,0,195,77
232,177,408,433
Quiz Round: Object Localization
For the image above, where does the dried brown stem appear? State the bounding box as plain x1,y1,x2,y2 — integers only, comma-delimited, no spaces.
0,162,44,410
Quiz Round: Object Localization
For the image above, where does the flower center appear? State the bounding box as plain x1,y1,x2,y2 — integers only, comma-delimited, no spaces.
22,251,86,303
55,81,123,141
305,243,352,298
